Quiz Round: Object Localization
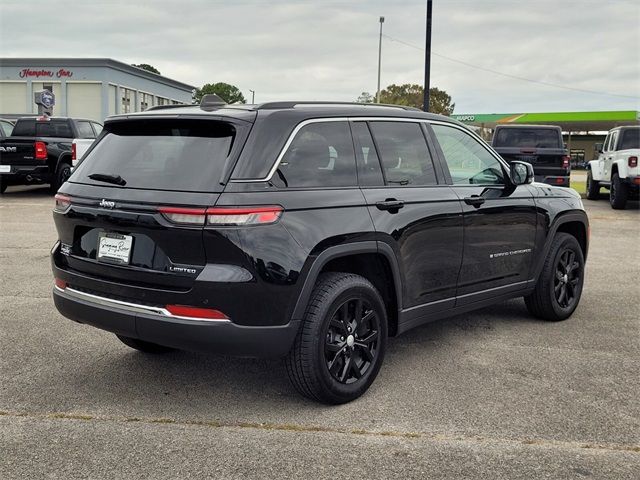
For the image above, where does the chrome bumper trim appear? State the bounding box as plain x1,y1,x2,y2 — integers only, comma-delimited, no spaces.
54,286,231,322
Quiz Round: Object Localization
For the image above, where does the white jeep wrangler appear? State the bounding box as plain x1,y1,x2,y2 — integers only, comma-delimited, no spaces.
587,126,639,209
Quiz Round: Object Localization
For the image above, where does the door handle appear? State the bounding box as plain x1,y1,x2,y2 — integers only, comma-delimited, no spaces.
376,199,405,211
464,195,485,207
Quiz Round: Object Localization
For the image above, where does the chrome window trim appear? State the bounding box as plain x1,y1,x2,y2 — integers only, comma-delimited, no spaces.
230,116,509,184
55,286,231,323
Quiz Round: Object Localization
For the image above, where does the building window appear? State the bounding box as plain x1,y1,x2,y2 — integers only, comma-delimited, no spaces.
121,88,133,113
43,84,53,93
140,92,153,111
156,97,167,106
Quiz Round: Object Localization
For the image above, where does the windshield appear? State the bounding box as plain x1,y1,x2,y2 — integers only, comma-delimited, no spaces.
493,128,561,148
618,129,639,150
71,119,236,192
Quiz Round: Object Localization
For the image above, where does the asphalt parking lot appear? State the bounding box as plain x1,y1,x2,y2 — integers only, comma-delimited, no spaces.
1,185,638,479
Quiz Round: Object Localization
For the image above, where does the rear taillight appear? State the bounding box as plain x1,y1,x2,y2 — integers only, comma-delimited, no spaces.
71,142,77,161
54,194,71,212
206,206,283,225
629,156,638,168
35,141,47,160
158,206,207,225
54,278,67,290
556,178,565,185
158,205,283,226
165,304,228,320
562,155,570,169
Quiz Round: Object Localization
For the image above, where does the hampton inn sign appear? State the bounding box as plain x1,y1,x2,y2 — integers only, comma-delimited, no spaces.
18,68,74,79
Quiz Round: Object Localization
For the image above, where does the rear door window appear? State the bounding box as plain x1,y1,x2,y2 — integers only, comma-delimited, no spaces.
76,121,95,139
368,121,437,186
72,119,237,192
493,128,561,148
276,121,357,188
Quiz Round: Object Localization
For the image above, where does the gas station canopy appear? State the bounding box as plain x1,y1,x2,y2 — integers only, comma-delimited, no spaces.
451,110,639,132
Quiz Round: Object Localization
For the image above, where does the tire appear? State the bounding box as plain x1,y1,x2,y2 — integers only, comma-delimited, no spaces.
50,161,72,194
525,233,584,321
116,334,175,354
585,170,599,200
609,172,628,210
285,272,388,404
0,178,6,194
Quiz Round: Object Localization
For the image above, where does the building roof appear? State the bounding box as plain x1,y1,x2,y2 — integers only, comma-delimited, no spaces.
0,57,195,92
451,110,640,132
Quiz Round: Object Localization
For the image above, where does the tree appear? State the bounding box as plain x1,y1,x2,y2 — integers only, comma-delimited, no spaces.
193,83,246,104
132,63,161,75
356,92,374,104
378,84,455,115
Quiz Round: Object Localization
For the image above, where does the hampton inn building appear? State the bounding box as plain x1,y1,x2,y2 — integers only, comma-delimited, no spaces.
0,58,195,121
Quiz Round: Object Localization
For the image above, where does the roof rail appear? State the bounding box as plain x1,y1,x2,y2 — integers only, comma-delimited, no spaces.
255,101,423,112
145,104,191,112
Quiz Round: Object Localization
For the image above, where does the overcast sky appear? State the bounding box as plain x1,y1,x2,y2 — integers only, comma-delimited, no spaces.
1,0,638,113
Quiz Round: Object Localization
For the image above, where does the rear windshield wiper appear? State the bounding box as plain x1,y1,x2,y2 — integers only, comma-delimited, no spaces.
88,173,126,186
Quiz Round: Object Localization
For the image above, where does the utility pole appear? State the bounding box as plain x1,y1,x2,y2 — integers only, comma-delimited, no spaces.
376,16,385,103
423,0,433,112
249,89,255,104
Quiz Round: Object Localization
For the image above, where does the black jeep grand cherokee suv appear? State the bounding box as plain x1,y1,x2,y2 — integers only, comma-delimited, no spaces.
52,99,589,404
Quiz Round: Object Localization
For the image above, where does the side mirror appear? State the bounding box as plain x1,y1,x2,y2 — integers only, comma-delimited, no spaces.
510,161,534,185
595,143,603,154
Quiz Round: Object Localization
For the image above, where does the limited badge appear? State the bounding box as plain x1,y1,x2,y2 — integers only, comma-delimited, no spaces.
60,243,72,256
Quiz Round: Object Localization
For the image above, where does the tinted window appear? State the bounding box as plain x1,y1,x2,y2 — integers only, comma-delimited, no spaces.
618,129,639,150
432,124,505,185
351,122,384,186
77,121,95,139
369,122,436,186
11,119,73,138
72,119,236,193
0,121,13,137
493,128,560,148
276,121,356,188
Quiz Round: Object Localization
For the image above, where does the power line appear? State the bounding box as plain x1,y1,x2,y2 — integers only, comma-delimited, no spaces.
382,34,639,100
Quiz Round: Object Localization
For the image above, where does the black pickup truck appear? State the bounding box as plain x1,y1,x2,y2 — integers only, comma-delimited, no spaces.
0,116,102,194
492,124,571,187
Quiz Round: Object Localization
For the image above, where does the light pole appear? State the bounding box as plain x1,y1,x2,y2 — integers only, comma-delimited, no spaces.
376,16,384,103
423,0,433,112
249,89,255,104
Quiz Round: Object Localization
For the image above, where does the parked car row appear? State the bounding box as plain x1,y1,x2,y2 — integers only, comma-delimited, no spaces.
0,116,101,193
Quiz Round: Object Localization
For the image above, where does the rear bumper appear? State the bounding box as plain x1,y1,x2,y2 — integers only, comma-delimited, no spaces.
536,174,570,187
53,286,300,358
0,165,50,183
623,176,640,188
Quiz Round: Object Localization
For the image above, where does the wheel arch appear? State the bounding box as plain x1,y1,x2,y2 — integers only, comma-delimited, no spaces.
291,242,402,336
533,211,589,283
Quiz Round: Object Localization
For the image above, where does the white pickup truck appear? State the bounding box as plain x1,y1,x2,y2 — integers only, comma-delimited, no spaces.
587,125,639,209
72,138,96,168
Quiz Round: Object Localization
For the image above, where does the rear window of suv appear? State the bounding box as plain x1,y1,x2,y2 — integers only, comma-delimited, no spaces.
71,119,236,192
618,129,639,150
493,128,561,148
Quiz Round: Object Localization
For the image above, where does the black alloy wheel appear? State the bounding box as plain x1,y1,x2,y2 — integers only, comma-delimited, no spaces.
524,233,584,321
324,297,380,385
554,249,581,309
286,272,388,404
